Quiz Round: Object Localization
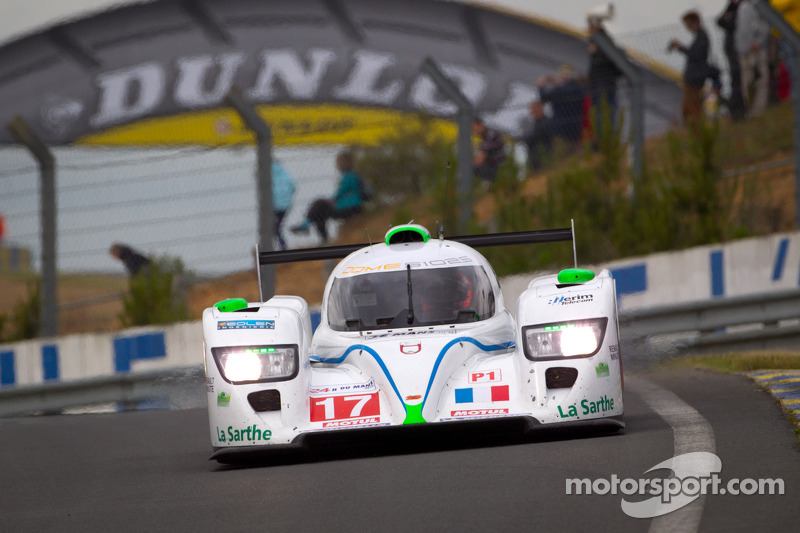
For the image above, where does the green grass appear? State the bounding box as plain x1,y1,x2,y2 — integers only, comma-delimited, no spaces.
665,351,800,440
663,351,800,373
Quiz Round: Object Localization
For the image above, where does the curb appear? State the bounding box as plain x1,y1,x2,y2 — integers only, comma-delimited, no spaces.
745,370,800,423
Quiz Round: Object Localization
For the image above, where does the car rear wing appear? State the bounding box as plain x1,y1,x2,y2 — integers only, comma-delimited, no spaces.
255,222,577,301
257,226,571,265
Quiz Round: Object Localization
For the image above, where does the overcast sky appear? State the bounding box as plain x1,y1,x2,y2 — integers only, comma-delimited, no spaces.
1,0,730,46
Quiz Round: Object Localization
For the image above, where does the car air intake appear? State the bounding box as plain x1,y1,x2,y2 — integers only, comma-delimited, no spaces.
545,367,579,389
247,390,281,412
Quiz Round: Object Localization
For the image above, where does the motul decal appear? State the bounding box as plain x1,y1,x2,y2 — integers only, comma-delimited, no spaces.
322,417,380,428
450,409,509,416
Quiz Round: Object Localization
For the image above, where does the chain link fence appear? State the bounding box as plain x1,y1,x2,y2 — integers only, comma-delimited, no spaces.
1,14,797,335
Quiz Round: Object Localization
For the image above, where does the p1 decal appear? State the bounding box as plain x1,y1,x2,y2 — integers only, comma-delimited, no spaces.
454,384,509,403
468,369,502,384
400,342,421,354
310,392,380,422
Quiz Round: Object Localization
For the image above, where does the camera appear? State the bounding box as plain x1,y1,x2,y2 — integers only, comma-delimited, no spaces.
587,2,614,24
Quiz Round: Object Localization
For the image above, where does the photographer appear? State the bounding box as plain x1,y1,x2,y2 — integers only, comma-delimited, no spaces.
669,10,710,126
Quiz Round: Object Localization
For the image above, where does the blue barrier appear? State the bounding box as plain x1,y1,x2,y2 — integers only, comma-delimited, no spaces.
113,332,166,373
42,345,59,381
0,350,14,386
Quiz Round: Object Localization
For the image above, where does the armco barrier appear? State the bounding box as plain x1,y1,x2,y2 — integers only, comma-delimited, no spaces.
619,288,800,354
0,322,204,388
0,365,204,417
1,231,800,413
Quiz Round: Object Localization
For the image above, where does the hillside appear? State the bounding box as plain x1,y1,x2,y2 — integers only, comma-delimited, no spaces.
1,103,797,338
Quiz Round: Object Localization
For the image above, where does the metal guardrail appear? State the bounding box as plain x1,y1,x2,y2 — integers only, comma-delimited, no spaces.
2,290,798,417
619,288,800,353
0,365,205,417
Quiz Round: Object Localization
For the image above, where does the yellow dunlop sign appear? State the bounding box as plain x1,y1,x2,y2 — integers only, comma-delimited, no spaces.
77,104,457,147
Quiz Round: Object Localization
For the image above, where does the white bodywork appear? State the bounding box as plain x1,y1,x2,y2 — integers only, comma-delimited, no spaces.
202,227,623,454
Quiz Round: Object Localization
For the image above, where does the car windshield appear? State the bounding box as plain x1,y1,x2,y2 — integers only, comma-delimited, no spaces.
327,265,496,331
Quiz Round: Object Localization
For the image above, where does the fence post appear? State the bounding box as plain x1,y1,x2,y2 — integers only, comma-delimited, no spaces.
421,57,474,233
224,88,275,301
590,29,645,190
755,1,800,229
7,116,57,337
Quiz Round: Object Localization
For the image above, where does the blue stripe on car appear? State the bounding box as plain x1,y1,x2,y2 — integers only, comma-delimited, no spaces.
311,337,515,412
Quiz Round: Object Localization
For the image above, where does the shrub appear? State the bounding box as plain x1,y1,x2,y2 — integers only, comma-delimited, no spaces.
119,255,192,327
0,277,42,341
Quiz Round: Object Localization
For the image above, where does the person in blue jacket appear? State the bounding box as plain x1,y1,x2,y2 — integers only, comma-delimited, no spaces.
291,150,365,244
271,159,295,250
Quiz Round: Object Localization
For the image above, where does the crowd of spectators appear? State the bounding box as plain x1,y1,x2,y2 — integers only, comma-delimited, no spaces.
668,2,798,125
201,4,800,249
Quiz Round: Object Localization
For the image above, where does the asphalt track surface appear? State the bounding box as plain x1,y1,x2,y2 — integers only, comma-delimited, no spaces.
1,367,798,532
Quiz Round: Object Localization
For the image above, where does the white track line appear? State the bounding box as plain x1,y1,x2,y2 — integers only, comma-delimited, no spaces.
627,375,716,533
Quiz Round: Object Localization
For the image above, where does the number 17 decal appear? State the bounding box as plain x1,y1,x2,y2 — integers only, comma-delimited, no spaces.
310,392,380,422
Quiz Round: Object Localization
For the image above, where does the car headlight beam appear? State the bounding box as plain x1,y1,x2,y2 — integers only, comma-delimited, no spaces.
522,318,608,361
211,345,299,384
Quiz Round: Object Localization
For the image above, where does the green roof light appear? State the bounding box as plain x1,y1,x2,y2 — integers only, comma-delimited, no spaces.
557,268,595,284
384,224,431,245
214,297,248,312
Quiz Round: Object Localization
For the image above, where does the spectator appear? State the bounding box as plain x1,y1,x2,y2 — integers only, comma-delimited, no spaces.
736,0,770,117
471,117,507,183
290,150,365,244
109,243,151,277
520,100,554,172
537,66,585,151
717,0,747,120
771,0,800,85
271,159,295,250
669,10,711,126
587,16,622,138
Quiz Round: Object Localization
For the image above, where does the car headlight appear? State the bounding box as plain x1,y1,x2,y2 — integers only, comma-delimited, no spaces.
211,345,298,384
522,318,608,361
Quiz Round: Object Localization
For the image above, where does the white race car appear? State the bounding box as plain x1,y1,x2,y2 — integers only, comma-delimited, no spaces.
202,224,623,462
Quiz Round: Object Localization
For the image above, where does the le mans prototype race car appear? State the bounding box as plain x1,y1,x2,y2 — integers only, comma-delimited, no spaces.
202,224,623,462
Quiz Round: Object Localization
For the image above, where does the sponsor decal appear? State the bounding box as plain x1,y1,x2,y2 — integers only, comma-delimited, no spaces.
310,392,380,422
59,45,539,147
217,320,275,330
405,257,473,268
405,394,422,401
341,263,402,275
364,329,457,340
455,384,509,404
450,409,510,416
558,395,615,418
609,344,619,360
217,391,230,407
595,362,610,378
206,376,214,394
547,294,594,306
323,417,380,428
468,369,502,384
400,342,421,355
216,424,271,443
309,379,376,395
